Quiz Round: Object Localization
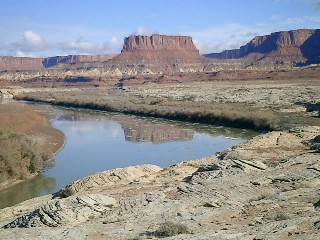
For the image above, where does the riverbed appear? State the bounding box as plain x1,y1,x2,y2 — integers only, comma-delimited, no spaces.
0,103,258,208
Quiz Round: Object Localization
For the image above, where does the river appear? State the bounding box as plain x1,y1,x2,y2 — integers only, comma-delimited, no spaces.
0,103,258,209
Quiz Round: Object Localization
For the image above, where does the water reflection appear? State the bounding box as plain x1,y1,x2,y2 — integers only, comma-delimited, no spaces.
0,174,56,209
56,110,256,142
121,119,194,143
0,104,258,209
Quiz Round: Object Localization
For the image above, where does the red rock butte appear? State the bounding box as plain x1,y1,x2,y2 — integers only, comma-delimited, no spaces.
122,34,199,52
115,34,205,63
111,34,206,73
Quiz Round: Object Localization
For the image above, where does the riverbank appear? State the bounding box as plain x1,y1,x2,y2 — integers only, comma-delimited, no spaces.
13,79,320,131
0,125,319,239
0,103,64,191
13,89,275,131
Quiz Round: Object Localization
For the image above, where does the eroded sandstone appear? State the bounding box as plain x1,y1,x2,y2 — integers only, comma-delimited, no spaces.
1,127,319,239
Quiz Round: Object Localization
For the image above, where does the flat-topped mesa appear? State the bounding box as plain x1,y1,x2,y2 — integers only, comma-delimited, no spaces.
43,54,115,68
111,34,206,74
0,56,44,71
122,34,199,52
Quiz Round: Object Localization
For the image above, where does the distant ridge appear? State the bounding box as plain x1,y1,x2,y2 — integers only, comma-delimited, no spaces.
0,29,319,73
204,29,320,67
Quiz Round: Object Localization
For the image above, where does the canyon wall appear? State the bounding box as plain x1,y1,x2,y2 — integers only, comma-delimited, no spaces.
43,54,115,68
0,55,115,71
204,29,320,68
0,30,319,86
0,57,44,71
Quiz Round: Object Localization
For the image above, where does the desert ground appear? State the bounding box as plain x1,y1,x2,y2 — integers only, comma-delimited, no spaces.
0,76,319,239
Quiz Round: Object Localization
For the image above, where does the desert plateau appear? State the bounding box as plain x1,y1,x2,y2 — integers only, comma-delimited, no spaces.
0,1,320,239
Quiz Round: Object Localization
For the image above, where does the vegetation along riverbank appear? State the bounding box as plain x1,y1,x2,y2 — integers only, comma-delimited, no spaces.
0,103,64,191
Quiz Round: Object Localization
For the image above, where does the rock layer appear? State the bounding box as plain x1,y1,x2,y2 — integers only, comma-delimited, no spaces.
205,29,320,67
111,34,206,74
122,34,199,52
43,54,115,68
0,57,43,71
3,194,116,228
0,127,319,239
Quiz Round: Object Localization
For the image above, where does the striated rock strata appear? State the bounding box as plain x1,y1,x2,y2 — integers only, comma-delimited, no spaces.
42,54,115,68
110,34,206,74
0,127,319,239
0,57,43,71
205,29,320,68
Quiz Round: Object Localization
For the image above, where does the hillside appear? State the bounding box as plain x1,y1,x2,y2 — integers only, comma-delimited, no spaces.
204,29,320,68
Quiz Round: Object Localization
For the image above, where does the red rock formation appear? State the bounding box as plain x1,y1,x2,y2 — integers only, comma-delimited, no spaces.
109,34,206,73
204,29,320,67
43,55,115,68
0,57,44,71
122,34,199,52
0,55,116,71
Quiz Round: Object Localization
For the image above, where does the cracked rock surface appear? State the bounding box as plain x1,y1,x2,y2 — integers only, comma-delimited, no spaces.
0,127,319,239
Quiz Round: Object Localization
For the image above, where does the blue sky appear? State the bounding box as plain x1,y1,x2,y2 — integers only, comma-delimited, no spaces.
0,0,319,57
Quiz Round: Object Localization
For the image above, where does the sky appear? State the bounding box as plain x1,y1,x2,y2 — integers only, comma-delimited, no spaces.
0,0,319,57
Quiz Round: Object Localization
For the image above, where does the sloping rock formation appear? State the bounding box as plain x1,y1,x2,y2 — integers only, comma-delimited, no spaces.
3,194,117,228
205,29,320,68
56,164,162,197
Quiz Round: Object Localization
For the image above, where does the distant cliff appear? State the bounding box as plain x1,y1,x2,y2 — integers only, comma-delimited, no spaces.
43,55,115,68
204,29,320,67
122,34,199,52
0,57,43,71
0,30,319,84
0,55,115,71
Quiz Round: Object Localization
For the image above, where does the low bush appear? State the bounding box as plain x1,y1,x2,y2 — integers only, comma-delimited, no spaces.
0,130,49,183
15,90,277,130
154,221,191,238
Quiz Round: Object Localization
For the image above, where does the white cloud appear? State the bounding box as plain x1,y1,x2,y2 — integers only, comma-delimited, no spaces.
23,31,42,44
15,50,34,57
132,27,157,36
12,30,47,52
9,31,122,56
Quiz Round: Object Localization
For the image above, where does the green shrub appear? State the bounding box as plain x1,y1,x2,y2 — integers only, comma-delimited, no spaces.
154,221,191,238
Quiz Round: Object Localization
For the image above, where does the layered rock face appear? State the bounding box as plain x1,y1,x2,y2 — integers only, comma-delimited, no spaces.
0,57,44,71
43,54,115,68
205,29,320,68
122,34,199,52
111,34,206,74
